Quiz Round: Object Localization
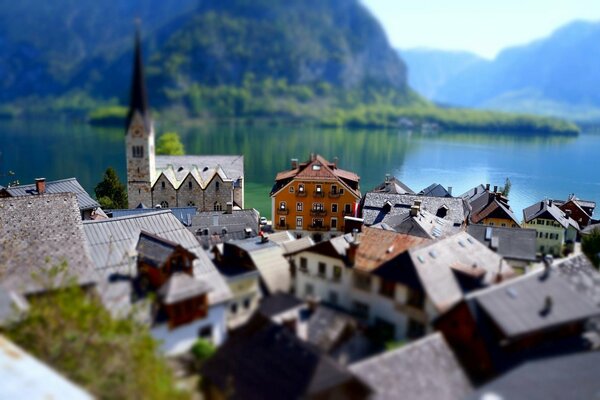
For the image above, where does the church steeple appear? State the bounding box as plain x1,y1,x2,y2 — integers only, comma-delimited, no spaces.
126,27,150,132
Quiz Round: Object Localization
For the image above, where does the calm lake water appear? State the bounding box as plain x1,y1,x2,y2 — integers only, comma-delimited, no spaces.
1,119,599,219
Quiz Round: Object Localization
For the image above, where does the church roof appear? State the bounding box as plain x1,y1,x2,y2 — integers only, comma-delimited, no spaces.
126,28,150,132
154,155,244,188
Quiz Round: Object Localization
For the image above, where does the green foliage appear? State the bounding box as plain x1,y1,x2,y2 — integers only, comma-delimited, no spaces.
191,338,216,365
3,283,189,400
95,167,127,209
156,132,186,155
582,230,600,268
501,178,512,197
385,340,406,351
88,106,127,126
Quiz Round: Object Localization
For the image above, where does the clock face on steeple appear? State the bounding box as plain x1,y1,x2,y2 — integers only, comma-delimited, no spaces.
131,125,144,137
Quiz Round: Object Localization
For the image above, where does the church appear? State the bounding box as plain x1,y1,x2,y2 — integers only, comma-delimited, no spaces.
125,30,244,210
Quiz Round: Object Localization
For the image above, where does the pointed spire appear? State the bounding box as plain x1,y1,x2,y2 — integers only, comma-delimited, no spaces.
126,23,150,132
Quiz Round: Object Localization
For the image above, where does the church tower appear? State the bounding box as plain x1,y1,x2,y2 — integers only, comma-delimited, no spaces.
125,28,156,208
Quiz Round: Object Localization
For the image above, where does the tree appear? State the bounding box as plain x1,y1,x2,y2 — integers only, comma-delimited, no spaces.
156,132,185,155
582,230,600,269
3,277,190,400
501,177,512,197
191,338,215,369
95,167,127,209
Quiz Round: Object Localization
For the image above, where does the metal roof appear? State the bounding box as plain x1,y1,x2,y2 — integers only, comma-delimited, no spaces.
108,207,197,226
523,199,579,229
349,333,472,400
158,272,211,305
0,194,98,295
83,210,231,306
467,225,537,262
0,335,93,400
418,183,453,197
5,177,100,211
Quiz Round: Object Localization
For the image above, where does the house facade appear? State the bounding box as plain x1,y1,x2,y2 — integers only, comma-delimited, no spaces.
270,154,361,242
125,30,243,211
522,199,579,256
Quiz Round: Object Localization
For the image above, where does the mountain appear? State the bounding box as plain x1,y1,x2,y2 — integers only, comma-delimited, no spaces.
400,48,485,101
402,20,600,121
0,0,408,107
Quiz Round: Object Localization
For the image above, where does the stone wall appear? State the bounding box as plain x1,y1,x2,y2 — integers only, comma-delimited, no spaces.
177,175,204,208
152,175,178,208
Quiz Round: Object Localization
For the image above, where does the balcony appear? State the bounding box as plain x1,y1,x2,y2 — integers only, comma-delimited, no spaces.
276,224,289,230
276,207,289,215
310,209,327,217
328,191,341,198
313,190,325,198
308,224,330,231
342,209,354,217
295,190,307,197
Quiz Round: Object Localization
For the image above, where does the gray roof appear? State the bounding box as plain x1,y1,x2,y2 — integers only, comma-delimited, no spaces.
155,155,244,186
467,351,600,400
259,292,305,318
307,306,358,353
460,184,487,201
392,209,457,239
362,193,469,228
554,254,600,308
467,225,537,262
136,231,189,268
370,176,415,195
0,335,93,400
158,272,211,305
0,194,97,295
108,207,197,226
83,210,231,306
190,209,260,247
472,267,600,339
349,333,473,400
280,236,315,256
409,232,514,312
582,222,600,235
418,183,452,197
5,178,100,211
523,199,579,230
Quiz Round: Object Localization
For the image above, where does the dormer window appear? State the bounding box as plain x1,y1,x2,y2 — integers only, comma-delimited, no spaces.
312,164,321,171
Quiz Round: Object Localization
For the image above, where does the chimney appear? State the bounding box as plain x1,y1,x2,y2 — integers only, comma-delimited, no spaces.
385,174,391,183
540,296,553,316
474,187,478,195
226,202,233,214
347,239,359,265
291,158,298,169
548,199,553,207
35,178,46,194
333,157,338,168
310,153,316,161
447,186,453,196
486,183,490,191
493,185,498,193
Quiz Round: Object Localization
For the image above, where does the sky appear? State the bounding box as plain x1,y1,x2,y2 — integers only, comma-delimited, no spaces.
362,0,600,59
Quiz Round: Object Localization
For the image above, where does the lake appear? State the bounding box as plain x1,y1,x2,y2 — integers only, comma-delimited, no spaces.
1,119,599,219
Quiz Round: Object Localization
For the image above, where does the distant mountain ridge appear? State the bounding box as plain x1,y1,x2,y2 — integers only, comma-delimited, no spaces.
401,20,600,121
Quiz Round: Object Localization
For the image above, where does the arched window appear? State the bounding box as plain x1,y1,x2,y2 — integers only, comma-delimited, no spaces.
188,181,193,189
216,181,220,191
187,201,195,207
160,201,169,208
161,181,166,189
214,202,222,211
279,201,287,210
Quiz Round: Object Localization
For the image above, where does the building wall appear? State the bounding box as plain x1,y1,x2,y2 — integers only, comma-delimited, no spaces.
233,178,244,208
523,218,565,256
126,112,155,208
151,175,178,208
481,217,518,228
272,179,360,241
202,176,233,212
177,175,204,208
560,202,590,227
151,302,228,356
226,274,261,329
291,251,433,341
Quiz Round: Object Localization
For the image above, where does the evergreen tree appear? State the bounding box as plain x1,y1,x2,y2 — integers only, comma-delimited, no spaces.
582,230,600,269
95,167,127,209
156,132,185,155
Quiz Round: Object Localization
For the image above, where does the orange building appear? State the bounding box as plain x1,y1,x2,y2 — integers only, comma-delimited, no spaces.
270,154,361,241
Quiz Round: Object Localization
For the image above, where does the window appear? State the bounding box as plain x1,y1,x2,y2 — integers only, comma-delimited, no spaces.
380,280,395,299
230,303,238,314
501,223,506,227
407,288,425,309
215,181,220,191
279,201,287,210
353,301,369,319
297,202,303,212
198,326,212,341
187,201,195,207
243,298,251,309
279,217,286,228
489,222,494,226
132,145,143,158
545,232,549,239
305,283,314,296
328,291,338,305
312,218,324,228
344,204,352,214
298,184,305,193
160,201,169,208
312,203,324,211
546,220,551,226
331,218,338,230
214,202,222,211
188,181,193,189
296,217,303,229
333,266,342,281
331,204,338,213
318,262,326,278
289,186,295,193
316,185,322,193
339,189,344,194
299,257,308,271
161,181,166,189
353,273,371,291
331,184,338,194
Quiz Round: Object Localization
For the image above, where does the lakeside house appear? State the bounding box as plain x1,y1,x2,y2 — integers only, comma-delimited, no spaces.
270,154,361,242
466,185,520,228
553,194,596,227
124,31,244,210
523,199,580,256
467,225,537,270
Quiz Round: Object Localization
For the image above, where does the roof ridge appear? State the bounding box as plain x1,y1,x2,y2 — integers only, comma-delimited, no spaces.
83,209,172,223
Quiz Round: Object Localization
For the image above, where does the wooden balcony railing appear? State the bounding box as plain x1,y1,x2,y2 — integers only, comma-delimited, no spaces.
276,208,289,215
310,209,327,217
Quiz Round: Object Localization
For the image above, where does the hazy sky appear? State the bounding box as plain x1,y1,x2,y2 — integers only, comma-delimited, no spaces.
362,0,600,58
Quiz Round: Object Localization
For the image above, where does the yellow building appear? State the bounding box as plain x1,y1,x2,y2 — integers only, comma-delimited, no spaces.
270,154,361,242
469,190,520,228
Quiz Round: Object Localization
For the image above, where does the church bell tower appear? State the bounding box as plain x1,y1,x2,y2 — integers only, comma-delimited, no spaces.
125,27,156,208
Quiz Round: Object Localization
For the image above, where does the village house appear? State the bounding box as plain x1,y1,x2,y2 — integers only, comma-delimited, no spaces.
467,185,520,227
0,177,104,220
82,210,232,354
418,182,454,197
553,194,596,227
270,154,361,242
523,199,580,256
125,31,244,211
370,175,415,195
199,314,372,400
467,225,537,270
188,204,260,249
290,227,513,342
435,254,600,382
